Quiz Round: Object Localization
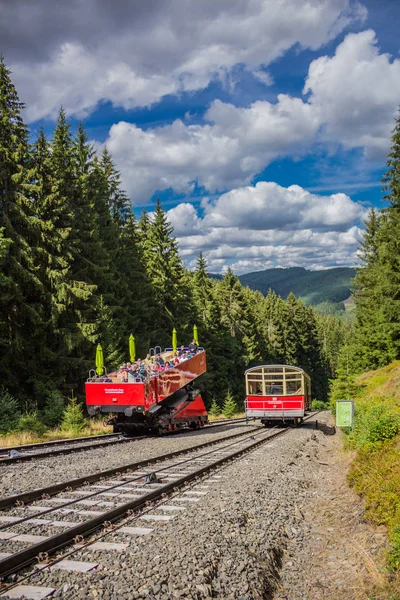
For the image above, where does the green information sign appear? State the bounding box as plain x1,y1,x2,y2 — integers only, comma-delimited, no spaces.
336,400,354,427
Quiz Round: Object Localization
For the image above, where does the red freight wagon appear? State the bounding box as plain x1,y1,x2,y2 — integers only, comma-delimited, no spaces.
245,364,311,426
86,348,207,434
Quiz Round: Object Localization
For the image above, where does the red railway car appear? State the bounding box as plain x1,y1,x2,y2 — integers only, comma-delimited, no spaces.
245,364,311,426
85,348,208,434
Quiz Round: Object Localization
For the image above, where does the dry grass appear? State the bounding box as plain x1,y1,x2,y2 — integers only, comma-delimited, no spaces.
0,420,113,447
208,412,246,422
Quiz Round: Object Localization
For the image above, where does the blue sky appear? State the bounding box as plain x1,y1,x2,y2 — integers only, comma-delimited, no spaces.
2,0,400,273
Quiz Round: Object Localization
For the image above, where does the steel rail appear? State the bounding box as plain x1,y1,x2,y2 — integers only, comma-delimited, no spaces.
0,412,319,582
0,418,253,464
0,433,122,454
0,425,262,510
0,427,286,580
0,435,145,465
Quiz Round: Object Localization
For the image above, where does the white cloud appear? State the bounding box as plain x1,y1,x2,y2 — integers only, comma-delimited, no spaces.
105,96,319,201
102,28,400,202
304,29,400,156
166,182,365,273
5,0,365,122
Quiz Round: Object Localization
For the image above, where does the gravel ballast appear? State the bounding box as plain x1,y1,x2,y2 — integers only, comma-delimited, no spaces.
1,413,386,599
0,423,259,499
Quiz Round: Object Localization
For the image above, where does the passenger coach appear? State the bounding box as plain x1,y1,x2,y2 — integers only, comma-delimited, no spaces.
245,364,311,426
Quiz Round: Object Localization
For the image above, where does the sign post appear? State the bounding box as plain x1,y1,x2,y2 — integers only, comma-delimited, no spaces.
336,400,354,428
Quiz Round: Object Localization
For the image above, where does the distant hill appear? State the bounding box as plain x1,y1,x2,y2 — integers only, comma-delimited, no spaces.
212,267,356,307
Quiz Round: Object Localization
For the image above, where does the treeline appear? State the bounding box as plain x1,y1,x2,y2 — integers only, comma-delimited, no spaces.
0,58,339,415
331,111,400,398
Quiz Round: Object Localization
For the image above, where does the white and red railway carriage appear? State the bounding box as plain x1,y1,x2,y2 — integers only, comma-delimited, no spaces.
86,349,207,434
245,364,311,425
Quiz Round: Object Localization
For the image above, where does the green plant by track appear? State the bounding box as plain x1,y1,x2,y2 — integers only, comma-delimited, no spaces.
339,361,400,574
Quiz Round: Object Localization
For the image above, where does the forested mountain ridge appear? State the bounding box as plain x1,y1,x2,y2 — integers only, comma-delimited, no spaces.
212,267,355,306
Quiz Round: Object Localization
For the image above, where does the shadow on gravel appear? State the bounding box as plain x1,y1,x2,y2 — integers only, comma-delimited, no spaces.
297,421,336,435
260,546,284,600
314,421,336,436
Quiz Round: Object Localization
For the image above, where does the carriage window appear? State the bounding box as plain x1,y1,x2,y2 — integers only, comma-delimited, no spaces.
264,374,284,381
286,380,303,394
265,382,284,395
248,381,263,395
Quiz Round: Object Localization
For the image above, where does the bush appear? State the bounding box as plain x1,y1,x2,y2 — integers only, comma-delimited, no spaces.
61,394,87,434
222,389,237,419
42,391,65,428
389,528,400,571
208,397,221,417
0,388,21,433
366,412,399,444
18,412,46,435
312,399,327,410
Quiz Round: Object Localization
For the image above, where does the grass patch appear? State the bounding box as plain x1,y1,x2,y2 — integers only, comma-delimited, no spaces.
0,419,112,447
207,412,245,422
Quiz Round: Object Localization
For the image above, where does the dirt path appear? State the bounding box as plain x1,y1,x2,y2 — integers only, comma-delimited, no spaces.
274,414,392,600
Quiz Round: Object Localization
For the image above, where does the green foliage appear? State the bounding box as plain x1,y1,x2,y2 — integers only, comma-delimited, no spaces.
312,400,327,410
18,412,46,435
341,361,400,573
41,391,65,428
208,398,221,417
61,394,87,434
389,528,400,570
366,410,399,444
222,389,237,419
0,388,21,433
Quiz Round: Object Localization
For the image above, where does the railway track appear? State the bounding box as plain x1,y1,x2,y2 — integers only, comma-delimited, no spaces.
0,418,253,465
0,412,319,593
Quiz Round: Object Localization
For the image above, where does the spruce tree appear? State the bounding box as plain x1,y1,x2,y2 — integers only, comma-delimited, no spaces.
139,200,191,344
352,208,393,369
222,389,237,418
379,113,400,360
46,110,97,390
0,58,44,397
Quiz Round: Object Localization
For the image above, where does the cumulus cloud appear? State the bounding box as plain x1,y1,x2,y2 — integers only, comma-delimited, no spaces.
304,29,400,157
105,97,319,201
101,28,400,202
166,182,366,273
2,0,366,121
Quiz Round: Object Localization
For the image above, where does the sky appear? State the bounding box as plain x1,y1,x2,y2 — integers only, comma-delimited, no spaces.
1,0,399,274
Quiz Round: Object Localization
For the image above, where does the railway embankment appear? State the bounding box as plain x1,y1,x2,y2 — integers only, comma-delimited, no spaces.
342,361,400,588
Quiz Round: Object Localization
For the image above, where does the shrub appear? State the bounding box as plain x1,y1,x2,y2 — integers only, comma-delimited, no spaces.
42,391,65,428
18,412,46,435
312,399,327,410
222,389,237,419
389,528,400,571
208,398,221,417
0,388,21,433
61,394,87,434
366,412,399,444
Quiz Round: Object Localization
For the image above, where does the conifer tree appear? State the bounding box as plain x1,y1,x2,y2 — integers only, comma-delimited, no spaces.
353,208,393,369
208,397,221,417
46,110,97,389
0,58,43,394
222,389,237,418
139,200,191,343
379,113,400,360
192,252,220,327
